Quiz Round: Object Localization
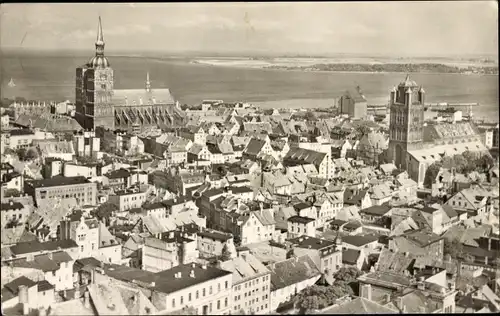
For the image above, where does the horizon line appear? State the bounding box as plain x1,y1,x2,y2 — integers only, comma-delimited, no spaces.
1,47,497,60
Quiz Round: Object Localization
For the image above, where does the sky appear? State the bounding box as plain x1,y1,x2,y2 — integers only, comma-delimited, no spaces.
1,2,498,57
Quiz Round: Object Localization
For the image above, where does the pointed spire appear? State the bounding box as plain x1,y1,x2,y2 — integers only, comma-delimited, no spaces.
146,72,151,92
95,16,105,57
97,16,104,44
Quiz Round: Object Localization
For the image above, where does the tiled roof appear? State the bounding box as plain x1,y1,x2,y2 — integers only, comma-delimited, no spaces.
360,204,391,216
284,147,326,167
268,255,321,291
7,251,73,272
342,249,361,264
9,240,78,256
100,262,232,294
376,248,416,274
320,297,398,314
288,236,336,250
343,234,378,247
220,253,269,284
287,216,315,224
243,138,266,156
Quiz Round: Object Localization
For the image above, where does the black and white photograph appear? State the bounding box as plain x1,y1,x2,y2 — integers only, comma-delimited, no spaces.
0,2,499,315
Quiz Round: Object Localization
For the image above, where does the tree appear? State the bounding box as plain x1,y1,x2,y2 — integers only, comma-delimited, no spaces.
452,154,468,173
293,283,352,313
25,148,39,160
478,154,495,171
444,237,464,259
16,148,27,161
92,202,118,226
462,150,478,163
220,243,232,261
424,162,442,188
333,266,362,283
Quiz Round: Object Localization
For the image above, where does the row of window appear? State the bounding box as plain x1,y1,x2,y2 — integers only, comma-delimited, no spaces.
173,295,228,310
235,275,269,292
171,281,230,309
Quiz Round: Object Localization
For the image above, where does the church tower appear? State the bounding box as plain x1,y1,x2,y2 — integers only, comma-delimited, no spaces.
388,75,425,170
75,17,115,131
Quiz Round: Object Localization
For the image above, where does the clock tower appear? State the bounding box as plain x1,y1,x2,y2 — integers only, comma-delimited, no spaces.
388,75,425,170
75,16,115,130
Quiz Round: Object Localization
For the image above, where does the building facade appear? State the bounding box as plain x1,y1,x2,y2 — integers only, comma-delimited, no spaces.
24,176,97,207
75,17,185,132
387,75,426,170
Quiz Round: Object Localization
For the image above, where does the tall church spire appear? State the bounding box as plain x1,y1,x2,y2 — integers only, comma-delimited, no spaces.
146,72,151,92
95,16,105,56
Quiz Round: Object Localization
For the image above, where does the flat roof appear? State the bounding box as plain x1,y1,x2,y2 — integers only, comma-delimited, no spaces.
28,176,91,189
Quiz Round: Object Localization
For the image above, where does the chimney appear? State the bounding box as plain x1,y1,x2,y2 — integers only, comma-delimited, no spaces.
74,285,80,300
396,297,404,311
190,270,195,278
259,202,264,215
84,291,90,309
488,238,492,251
384,293,391,304
360,284,372,301
19,285,29,316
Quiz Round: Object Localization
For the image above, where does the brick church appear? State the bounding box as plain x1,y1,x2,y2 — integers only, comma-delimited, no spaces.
387,75,488,187
75,17,185,133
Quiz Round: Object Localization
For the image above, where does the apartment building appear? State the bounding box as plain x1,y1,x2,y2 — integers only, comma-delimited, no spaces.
142,231,199,273
91,262,233,315
108,188,147,212
24,176,97,207
220,252,271,315
287,216,317,239
288,236,343,274
197,228,237,259
59,214,122,263
1,200,31,228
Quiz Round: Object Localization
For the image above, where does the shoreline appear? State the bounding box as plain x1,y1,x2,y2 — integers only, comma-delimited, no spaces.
188,60,499,76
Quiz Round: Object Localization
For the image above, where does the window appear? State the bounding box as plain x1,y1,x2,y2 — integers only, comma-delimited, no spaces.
217,300,221,310
172,299,175,308
209,286,213,295
225,298,228,307
203,288,206,297
196,291,199,299
218,283,221,292
209,303,212,312
225,281,229,289
188,293,191,301
180,296,183,304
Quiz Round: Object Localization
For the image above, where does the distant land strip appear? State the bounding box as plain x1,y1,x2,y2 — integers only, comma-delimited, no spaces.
264,63,498,75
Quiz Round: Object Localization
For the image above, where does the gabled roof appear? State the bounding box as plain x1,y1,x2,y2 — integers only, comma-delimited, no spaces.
320,297,398,314
268,255,321,291
243,138,267,156
360,204,391,216
342,249,361,265
220,253,269,284
342,234,379,247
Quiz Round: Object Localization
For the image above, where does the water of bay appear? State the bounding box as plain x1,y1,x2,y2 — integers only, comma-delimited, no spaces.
1,53,498,121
